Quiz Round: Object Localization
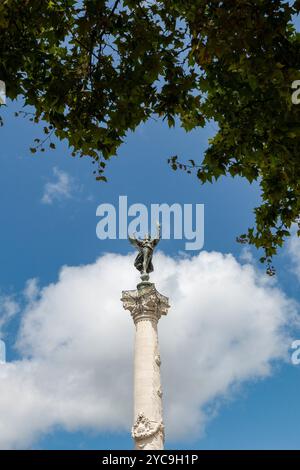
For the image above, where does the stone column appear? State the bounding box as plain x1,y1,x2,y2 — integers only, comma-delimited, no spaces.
121,282,170,450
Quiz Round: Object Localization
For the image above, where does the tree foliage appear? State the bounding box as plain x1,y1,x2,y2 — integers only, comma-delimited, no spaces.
1,0,300,270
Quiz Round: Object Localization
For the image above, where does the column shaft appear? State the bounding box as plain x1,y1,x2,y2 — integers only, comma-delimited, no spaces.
133,319,163,449
121,283,170,450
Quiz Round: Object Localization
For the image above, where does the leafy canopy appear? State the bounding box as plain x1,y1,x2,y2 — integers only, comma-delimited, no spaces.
1,0,300,271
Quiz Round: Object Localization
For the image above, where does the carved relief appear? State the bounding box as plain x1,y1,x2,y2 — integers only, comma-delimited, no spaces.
155,354,161,367
132,412,164,441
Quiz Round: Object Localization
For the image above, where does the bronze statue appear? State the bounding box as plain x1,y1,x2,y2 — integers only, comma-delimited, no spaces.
129,223,161,281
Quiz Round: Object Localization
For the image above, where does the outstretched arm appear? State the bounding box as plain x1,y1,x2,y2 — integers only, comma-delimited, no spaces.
129,233,142,249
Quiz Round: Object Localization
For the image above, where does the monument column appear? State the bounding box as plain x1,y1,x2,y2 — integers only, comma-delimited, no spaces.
121,281,170,450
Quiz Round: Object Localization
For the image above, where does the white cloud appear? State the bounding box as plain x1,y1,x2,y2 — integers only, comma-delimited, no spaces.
0,295,19,338
23,278,39,303
239,246,255,264
41,167,73,205
0,251,298,449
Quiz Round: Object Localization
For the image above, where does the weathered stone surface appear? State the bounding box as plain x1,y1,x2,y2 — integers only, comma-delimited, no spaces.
121,283,170,450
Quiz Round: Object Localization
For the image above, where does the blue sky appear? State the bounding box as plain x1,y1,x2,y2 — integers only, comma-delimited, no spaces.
1,19,300,449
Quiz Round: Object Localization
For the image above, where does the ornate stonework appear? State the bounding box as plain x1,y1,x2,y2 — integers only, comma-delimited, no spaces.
132,412,164,440
121,283,170,325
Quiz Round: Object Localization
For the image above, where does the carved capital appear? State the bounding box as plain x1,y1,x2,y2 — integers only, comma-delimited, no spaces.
121,284,170,324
